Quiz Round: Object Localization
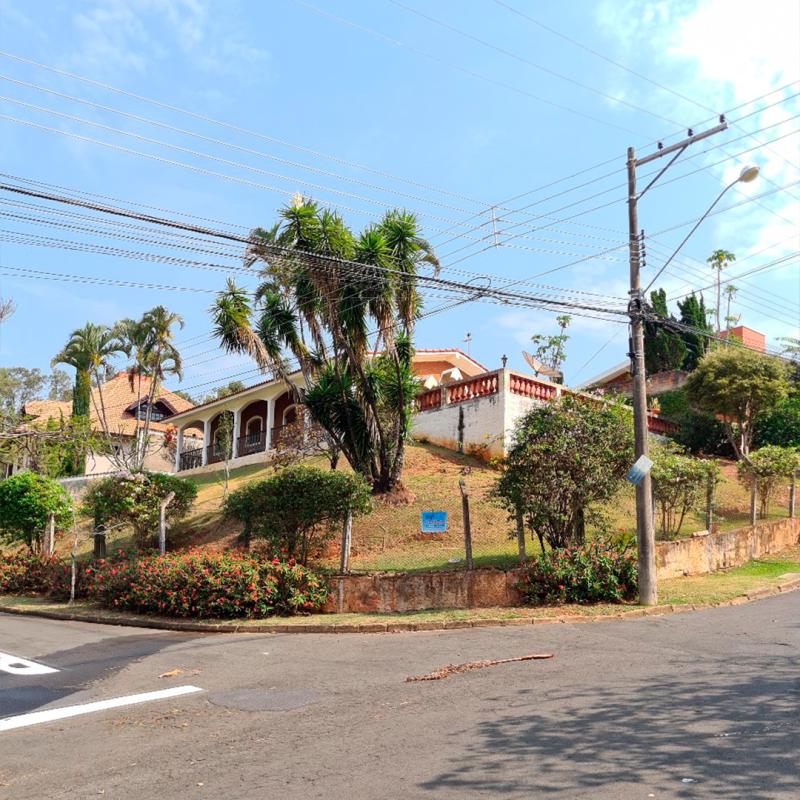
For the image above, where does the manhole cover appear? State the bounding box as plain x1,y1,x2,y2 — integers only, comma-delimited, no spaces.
208,688,320,712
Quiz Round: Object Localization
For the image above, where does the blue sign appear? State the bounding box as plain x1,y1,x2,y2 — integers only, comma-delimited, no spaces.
625,455,654,486
421,511,447,534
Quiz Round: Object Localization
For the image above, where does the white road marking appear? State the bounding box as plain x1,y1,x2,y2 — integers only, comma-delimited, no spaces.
0,685,203,732
0,652,58,675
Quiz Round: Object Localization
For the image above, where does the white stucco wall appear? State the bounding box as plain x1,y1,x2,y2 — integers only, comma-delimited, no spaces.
411,370,555,458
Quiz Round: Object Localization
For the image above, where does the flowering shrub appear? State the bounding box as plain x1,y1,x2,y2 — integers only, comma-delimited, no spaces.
0,551,81,599
84,551,328,618
517,539,637,605
0,551,53,594
0,549,328,618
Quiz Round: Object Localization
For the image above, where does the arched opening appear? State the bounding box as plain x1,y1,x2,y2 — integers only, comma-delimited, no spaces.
178,420,205,471
208,411,234,464
239,399,268,456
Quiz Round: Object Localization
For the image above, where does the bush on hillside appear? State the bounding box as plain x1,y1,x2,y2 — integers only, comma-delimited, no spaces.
82,472,197,548
651,445,718,540
224,466,372,562
517,538,637,605
754,395,800,448
0,472,74,551
657,390,733,457
493,395,633,551
737,445,800,518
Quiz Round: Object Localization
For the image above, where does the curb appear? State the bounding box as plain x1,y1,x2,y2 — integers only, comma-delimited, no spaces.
2,578,799,634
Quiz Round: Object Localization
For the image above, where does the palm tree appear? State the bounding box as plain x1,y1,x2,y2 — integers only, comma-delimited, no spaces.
706,249,736,334
211,200,435,493
52,322,126,472
116,317,152,456
136,306,184,469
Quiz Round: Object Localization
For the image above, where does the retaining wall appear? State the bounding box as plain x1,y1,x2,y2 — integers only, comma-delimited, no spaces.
655,517,799,579
323,517,800,613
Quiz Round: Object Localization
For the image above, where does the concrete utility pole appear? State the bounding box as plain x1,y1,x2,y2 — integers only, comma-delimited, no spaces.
625,120,728,605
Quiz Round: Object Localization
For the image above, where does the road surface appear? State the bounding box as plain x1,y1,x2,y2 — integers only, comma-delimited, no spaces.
1,593,798,799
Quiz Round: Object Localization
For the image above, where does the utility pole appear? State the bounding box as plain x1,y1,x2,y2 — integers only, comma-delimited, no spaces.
626,120,728,605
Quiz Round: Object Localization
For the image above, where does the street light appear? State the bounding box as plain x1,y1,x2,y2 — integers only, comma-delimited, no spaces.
626,116,757,606
644,165,761,292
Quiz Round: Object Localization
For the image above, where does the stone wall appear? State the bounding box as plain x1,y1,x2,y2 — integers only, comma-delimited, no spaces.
655,517,799,579
323,518,800,613
324,569,522,614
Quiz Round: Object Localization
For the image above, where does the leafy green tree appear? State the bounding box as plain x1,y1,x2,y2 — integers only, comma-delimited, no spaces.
225,466,372,561
203,381,246,403
211,199,438,493
754,395,800,448
685,347,789,461
48,369,73,402
677,292,712,370
82,472,197,548
529,314,570,381
644,289,687,374
737,446,800,518
651,444,718,539
0,367,48,420
707,249,736,333
493,395,634,550
658,389,733,457
0,472,73,552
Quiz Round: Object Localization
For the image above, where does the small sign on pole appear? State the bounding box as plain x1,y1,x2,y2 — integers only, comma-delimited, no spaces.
625,455,654,486
421,511,447,534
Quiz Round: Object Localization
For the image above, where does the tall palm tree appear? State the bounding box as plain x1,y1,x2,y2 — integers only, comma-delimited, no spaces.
136,306,184,469
707,249,736,334
52,322,126,472
116,317,151,453
211,200,435,493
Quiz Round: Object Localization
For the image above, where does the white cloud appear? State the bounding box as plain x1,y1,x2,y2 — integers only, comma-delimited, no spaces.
68,0,270,80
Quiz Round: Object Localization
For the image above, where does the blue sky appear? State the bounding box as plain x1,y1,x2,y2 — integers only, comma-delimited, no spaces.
0,0,797,399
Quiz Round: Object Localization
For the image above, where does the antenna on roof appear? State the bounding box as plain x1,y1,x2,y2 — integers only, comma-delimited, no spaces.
463,332,472,356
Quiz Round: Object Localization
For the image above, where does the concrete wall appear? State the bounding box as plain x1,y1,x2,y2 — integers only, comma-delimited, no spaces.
656,517,800,579
412,391,506,457
323,518,800,613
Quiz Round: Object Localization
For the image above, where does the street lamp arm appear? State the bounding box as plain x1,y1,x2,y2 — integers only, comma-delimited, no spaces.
643,177,739,294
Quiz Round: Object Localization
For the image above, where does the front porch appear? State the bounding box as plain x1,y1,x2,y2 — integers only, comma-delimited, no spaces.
169,378,305,473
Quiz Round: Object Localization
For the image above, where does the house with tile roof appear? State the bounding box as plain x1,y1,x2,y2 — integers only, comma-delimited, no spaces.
15,372,198,476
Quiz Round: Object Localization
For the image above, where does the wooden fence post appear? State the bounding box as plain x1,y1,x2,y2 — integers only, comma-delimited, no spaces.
340,508,353,574
459,479,473,570
750,476,758,526
790,470,797,519
515,506,526,563
93,530,107,559
159,491,176,556
705,472,715,532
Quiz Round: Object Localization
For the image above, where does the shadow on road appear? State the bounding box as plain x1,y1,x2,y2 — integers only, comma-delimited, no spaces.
420,656,800,798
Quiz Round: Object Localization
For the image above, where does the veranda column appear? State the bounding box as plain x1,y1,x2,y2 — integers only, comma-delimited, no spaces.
201,418,212,466
266,396,276,450
174,426,184,472
232,407,242,458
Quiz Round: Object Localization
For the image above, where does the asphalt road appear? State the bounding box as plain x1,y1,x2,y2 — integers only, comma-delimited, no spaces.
1,593,798,799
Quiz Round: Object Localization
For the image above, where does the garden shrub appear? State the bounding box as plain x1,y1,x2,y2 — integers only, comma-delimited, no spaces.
737,445,800,518
493,395,633,550
0,472,73,551
517,538,637,605
651,445,718,540
754,395,800,448
0,551,54,594
657,389,733,457
82,471,197,548
224,466,372,562
84,551,328,618
0,550,80,599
